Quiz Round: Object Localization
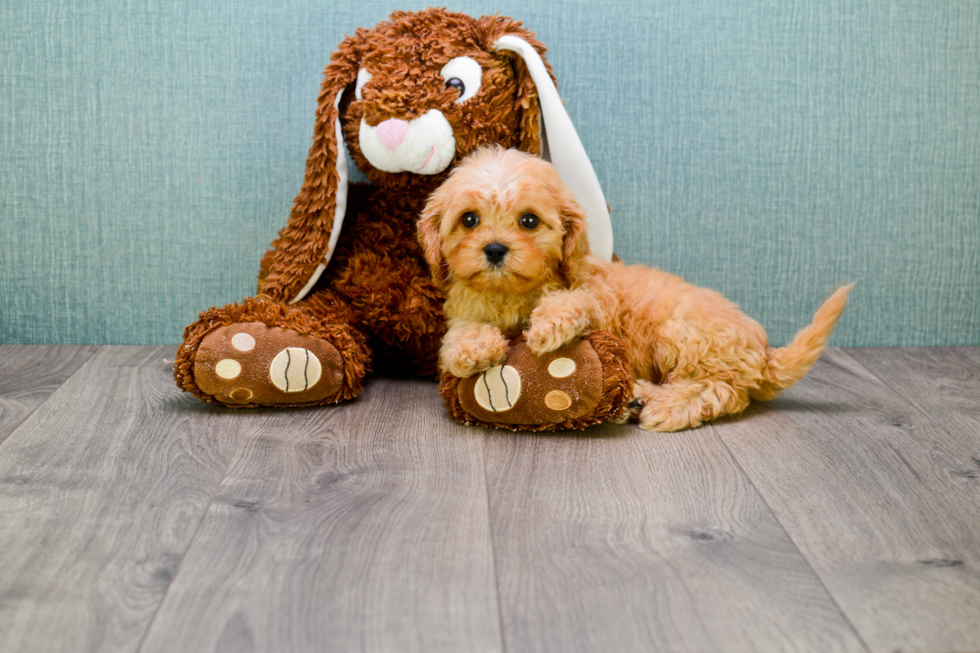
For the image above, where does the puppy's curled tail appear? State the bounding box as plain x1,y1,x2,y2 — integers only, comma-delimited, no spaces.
754,283,854,401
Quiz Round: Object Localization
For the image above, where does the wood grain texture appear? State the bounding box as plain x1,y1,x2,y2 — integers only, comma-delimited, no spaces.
715,348,980,653
3,346,979,653
139,378,502,653
958,347,980,367
847,348,980,459
483,423,867,653
0,344,99,444
0,346,242,653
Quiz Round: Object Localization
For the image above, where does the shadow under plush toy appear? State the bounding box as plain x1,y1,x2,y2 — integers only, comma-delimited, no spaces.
174,9,633,430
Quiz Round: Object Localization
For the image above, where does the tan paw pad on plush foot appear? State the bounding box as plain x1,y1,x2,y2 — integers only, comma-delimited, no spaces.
194,323,343,406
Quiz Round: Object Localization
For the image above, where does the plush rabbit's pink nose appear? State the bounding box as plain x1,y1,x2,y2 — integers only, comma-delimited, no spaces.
375,119,409,151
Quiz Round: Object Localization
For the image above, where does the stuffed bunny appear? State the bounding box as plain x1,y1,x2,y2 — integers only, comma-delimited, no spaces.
174,8,632,430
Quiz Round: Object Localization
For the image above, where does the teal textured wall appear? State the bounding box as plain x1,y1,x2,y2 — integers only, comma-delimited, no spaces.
2,0,978,346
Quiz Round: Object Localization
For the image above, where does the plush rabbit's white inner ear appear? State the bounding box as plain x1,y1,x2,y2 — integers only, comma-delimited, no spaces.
493,35,613,263
290,89,350,305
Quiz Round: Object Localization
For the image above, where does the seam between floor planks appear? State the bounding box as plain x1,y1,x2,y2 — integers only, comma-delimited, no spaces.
709,413,874,653
134,434,240,653
0,344,101,447
713,346,980,653
482,435,511,653
0,345,102,454
136,377,505,653
0,345,248,653
482,421,869,652
848,347,979,424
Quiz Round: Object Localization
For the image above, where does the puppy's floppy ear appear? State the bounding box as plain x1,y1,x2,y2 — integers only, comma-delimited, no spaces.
417,189,449,287
259,34,360,304
492,32,614,265
558,188,591,287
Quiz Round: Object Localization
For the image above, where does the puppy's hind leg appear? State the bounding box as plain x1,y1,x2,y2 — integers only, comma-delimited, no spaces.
631,378,749,432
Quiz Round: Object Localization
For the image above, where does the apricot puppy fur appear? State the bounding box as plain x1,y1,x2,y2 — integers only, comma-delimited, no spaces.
418,146,853,432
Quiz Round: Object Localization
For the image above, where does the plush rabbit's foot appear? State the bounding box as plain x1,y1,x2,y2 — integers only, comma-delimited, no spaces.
439,331,633,432
191,323,345,406
174,298,370,408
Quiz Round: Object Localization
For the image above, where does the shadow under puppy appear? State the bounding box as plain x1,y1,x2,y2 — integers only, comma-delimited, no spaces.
418,146,853,431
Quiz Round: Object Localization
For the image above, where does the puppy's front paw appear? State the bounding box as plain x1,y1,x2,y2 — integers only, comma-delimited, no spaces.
441,329,508,378
526,314,584,355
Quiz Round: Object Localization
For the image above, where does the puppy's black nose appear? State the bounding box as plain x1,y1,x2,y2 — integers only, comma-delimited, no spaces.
483,242,509,265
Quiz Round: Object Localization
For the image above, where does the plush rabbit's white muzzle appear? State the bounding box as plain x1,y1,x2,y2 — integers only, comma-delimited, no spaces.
359,110,456,175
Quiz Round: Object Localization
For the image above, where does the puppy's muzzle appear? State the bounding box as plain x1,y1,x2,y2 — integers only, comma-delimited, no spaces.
483,242,509,266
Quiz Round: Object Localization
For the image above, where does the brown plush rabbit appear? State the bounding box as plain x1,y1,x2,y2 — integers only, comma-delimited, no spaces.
174,8,632,430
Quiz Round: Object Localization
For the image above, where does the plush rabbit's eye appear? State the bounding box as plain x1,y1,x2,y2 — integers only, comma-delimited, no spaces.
354,69,372,101
446,78,465,94
519,213,540,230
440,57,482,104
461,212,480,228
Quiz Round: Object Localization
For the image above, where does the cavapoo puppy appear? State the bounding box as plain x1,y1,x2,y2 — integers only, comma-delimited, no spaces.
418,146,852,431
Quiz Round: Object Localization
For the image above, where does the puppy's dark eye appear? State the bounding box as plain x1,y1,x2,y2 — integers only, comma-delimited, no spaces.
519,213,540,230
446,78,465,95
461,212,480,228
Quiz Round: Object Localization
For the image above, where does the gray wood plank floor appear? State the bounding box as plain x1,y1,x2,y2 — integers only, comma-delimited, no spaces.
0,346,977,653
139,379,502,653
716,348,980,653
0,345,99,445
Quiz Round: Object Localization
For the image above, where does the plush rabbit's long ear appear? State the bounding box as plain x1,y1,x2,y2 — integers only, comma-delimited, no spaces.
260,40,359,304
494,35,613,263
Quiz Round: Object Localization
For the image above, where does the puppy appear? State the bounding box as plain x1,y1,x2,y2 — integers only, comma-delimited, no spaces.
418,146,853,431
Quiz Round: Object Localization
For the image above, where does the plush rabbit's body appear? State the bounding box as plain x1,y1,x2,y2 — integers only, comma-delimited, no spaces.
269,182,445,378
